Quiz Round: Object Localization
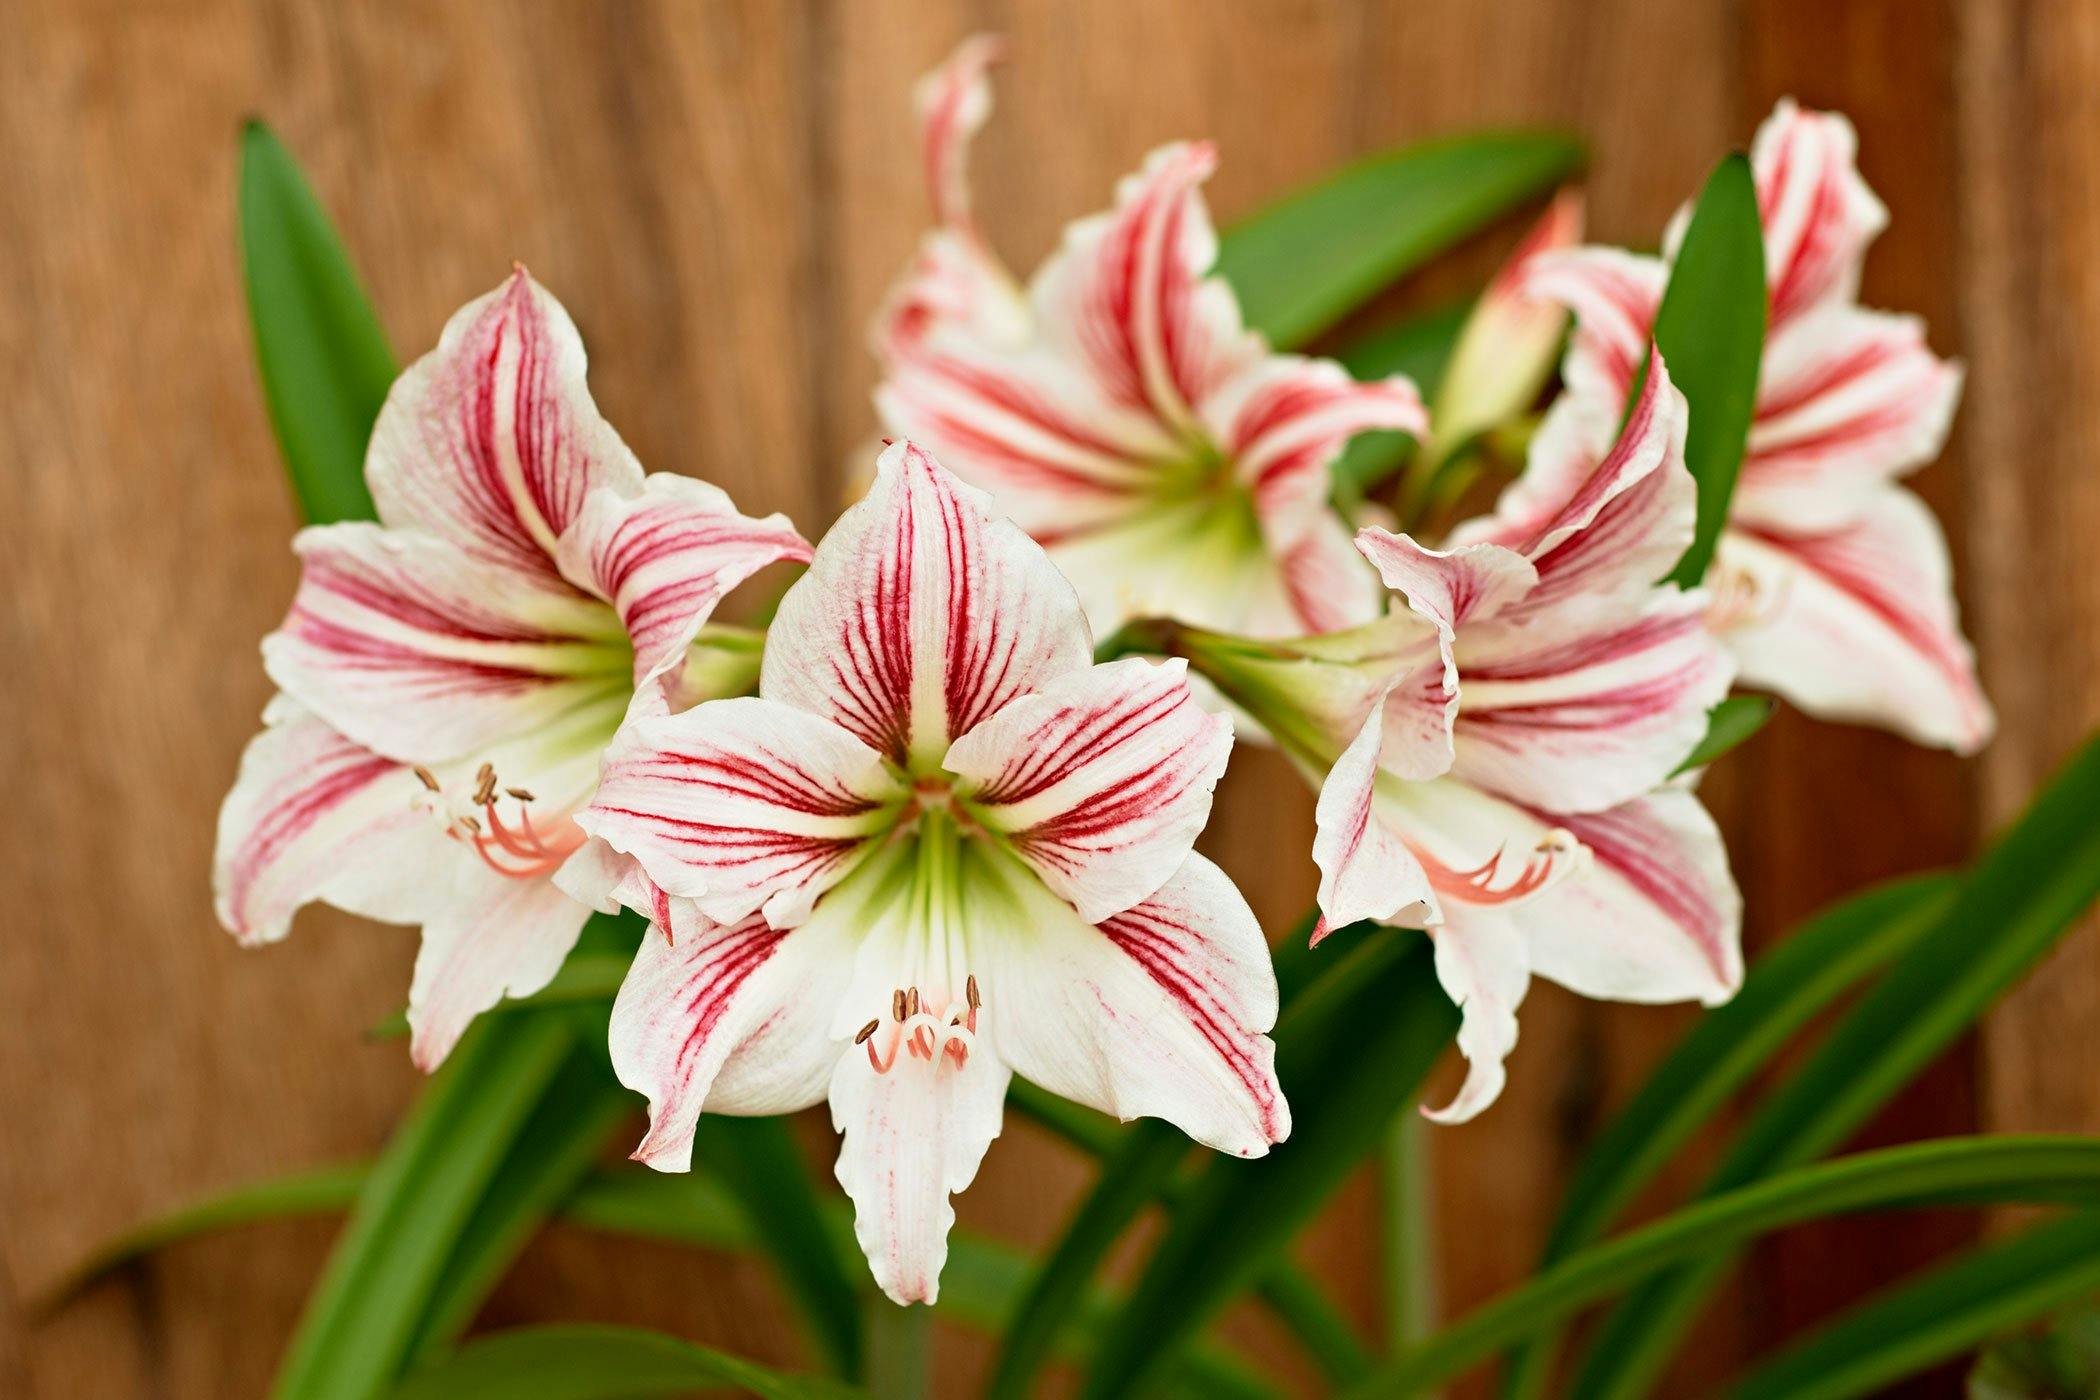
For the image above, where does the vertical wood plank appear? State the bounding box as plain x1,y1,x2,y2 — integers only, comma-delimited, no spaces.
1956,0,2100,1142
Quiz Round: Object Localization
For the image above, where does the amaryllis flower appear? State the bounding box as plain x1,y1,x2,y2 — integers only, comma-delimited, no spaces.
1174,359,1741,1122
1521,99,1990,751
569,441,1288,1304
214,270,810,1068
872,38,1425,640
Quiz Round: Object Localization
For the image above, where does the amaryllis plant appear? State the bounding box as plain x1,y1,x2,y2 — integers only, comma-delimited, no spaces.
71,35,2100,1400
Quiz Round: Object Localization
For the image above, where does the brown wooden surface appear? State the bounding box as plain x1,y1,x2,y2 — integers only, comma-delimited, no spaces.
2,1,2090,1396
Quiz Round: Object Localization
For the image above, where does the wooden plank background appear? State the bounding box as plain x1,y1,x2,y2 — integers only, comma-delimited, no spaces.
3,0,2093,1395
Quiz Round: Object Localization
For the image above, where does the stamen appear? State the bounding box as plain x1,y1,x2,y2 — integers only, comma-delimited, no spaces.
966,974,980,1010
506,786,535,802
907,987,920,1017
854,1019,880,1045
892,988,908,1022
412,765,441,793
473,763,498,807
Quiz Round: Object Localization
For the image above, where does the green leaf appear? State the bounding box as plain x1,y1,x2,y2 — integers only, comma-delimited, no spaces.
405,1027,634,1361
1647,153,1767,587
1330,301,1470,501
1571,733,2100,1400
1728,1212,2100,1400
391,1324,853,1400
1218,132,1584,349
37,1162,366,1308
239,121,394,524
1344,1136,2100,1397
985,1119,1193,1398
1081,932,1456,1399
1499,871,1956,1399
1672,695,1776,776
699,1115,864,1380
52,1157,1275,1399
985,917,1389,1400
273,1010,579,1400
1970,1302,2100,1399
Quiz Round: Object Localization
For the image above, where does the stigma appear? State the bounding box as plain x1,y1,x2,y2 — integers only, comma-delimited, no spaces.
858,974,981,1074
1419,828,1585,907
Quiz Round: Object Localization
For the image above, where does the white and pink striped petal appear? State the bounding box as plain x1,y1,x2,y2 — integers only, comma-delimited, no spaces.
761,440,1093,766
578,696,903,929
556,474,810,691
262,522,627,764
1715,490,1993,753
982,851,1288,1155
1736,305,1964,530
946,656,1232,923
213,699,459,947
366,269,645,578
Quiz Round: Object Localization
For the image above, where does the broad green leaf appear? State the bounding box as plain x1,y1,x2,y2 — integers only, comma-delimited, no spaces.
405,1027,634,1361
1499,871,1956,1399
273,1010,578,1400
1571,733,2100,1399
985,1119,1193,1398
239,121,394,524
1331,301,1470,501
1344,1135,2100,1397
985,917,1388,1400
565,1170,1275,1399
1729,1212,2100,1400
1672,695,1776,776
1648,154,1766,587
1218,132,1583,349
75,1155,1270,1397
699,1115,864,1380
391,1325,851,1400
1081,932,1454,1398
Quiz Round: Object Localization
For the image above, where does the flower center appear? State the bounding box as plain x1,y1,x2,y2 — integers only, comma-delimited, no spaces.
1704,559,1788,633
854,975,982,1075
1417,827,1585,907
415,761,585,880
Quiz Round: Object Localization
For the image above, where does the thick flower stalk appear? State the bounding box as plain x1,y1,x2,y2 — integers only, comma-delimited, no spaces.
570,441,1289,1305
872,37,1426,640
214,270,810,1068
1521,99,1990,751
1175,358,1742,1122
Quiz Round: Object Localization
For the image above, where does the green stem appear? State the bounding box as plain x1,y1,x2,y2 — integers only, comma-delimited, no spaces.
868,1300,931,1400
1382,1108,1437,1354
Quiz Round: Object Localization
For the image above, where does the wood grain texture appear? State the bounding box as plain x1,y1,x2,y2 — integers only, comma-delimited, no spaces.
0,1,2080,1397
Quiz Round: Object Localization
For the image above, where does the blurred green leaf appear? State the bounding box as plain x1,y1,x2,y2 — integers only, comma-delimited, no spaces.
1572,734,2100,1399
1729,1212,2100,1400
699,1115,864,1380
1970,1301,2100,1400
1346,1136,2100,1397
1647,153,1766,587
1672,695,1776,776
986,917,1399,1400
1500,871,1956,1399
273,1011,579,1400
38,1162,365,1308
1081,932,1456,1398
239,121,394,524
405,1023,633,1362
392,1325,852,1400
1331,301,1470,501
1219,132,1583,349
